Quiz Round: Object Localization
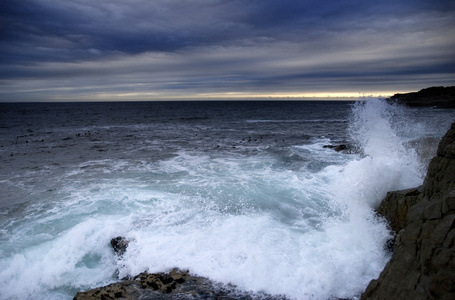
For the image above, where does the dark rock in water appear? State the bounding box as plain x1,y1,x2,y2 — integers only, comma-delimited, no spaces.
110,236,129,256
110,236,130,280
362,122,455,300
387,86,455,108
334,144,347,152
74,268,287,300
323,144,350,152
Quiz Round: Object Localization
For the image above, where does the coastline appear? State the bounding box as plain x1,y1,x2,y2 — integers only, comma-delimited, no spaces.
74,120,455,300
361,121,455,299
71,96,454,299
387,86,455,108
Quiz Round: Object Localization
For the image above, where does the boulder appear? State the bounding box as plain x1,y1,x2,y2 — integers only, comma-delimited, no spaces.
110,236,129,256
376,187,422,234
362,122,455,299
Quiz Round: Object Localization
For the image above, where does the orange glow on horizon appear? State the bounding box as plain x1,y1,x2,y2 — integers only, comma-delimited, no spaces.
96,91,399,101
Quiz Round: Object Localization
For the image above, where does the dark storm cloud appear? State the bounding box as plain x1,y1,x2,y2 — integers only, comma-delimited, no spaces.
1,0,454,101
2,0,450,60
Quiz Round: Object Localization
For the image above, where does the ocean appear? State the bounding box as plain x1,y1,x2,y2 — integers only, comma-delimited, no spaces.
0,99,453,299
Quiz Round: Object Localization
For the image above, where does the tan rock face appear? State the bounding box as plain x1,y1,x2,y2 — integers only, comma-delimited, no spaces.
362,122,455,300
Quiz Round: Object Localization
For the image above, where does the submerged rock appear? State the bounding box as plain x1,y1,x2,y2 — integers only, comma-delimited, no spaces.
362,122,455,299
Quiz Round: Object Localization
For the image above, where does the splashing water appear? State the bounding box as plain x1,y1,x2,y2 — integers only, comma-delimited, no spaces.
335,99,424,210
0,100,452,299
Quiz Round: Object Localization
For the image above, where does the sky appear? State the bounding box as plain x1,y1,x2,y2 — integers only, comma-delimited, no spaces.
1,0,454,102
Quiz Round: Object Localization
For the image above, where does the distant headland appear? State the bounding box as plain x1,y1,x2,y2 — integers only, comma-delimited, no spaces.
387,86,455,108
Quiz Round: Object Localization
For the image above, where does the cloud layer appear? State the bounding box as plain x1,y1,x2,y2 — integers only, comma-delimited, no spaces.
1,0,454,101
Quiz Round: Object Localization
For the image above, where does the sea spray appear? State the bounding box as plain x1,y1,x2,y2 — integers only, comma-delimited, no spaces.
341,99,425,209
109,99,416,299
0,101,452,300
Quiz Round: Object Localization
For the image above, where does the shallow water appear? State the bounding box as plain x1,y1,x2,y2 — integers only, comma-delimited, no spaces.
0,99,453,299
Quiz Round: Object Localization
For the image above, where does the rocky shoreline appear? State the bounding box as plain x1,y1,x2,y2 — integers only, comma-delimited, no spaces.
74,267,280,300
361,122,455,299
75,237,289,299
74,122,455,300
387,86,455,108
74,259,287,300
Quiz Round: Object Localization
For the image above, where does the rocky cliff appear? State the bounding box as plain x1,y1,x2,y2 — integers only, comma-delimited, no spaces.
362,122,455,299
388,86,455,108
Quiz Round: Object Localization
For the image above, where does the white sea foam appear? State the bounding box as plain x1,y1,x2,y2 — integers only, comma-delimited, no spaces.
339,99,424,208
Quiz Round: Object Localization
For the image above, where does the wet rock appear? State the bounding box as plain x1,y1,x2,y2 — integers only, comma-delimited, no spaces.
377,186,422,234
334,144,347,151
323,144,350,152
74,268,286,299
110,236,129,256
362,122,455,300
74,283,128,300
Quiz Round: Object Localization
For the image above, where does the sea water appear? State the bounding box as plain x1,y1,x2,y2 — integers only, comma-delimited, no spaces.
0,99,453,299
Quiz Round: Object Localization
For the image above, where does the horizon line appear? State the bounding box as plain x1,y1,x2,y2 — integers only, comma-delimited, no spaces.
0,93,400,103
